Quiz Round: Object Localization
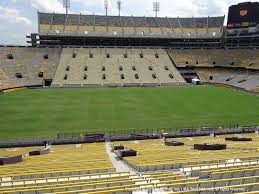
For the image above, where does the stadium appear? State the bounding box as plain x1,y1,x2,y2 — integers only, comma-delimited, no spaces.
0,0,259,193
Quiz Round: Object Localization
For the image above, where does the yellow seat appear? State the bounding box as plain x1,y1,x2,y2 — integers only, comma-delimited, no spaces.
51,25,64,31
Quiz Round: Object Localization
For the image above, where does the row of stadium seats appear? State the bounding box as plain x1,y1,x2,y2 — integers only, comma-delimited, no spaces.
115,134,259,172
164,181,259,194
39,13,224,35
196,67,259,91
1,169,258,193
190,163,259,178
168,49,259,69
1,167,259,193
184,160,259,174
0,171,192,193
51,48,186,87
1,175,258,193
0,47,61,90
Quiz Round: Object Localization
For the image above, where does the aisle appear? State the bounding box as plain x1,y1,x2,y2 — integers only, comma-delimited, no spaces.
105,141,136,173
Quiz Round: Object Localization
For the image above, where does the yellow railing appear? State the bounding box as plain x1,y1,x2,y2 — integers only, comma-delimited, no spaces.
3,87,27,93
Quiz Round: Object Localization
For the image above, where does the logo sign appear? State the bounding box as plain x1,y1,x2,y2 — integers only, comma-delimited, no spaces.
242,22,249,27
240,10,248,17
227,23,234,28
250,22,257,27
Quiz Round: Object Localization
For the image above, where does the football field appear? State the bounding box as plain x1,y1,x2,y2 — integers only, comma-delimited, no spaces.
0,86,259,140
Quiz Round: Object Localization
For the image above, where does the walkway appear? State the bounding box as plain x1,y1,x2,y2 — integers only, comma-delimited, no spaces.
105,141,136,173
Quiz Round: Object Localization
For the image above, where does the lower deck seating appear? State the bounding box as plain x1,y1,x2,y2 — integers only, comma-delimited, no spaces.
0,47,61,90
0,144,114,182
113,134,259,172
1,134,259,193
167,49,259,70
196,67,259,91
51,48,186,87
1,47,259,91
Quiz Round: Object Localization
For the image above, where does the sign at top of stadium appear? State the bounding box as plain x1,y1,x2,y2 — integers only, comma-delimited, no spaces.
240,10,248,17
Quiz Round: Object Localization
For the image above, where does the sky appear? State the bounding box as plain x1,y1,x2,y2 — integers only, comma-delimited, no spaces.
0,0,257,45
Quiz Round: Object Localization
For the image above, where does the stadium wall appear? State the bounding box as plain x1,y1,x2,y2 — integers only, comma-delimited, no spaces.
0,126,257,148
206,82,259,95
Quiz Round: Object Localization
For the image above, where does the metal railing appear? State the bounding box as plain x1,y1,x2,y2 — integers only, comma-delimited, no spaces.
0,125,257,148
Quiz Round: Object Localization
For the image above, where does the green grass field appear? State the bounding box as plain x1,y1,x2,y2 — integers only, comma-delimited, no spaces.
0,86,259,140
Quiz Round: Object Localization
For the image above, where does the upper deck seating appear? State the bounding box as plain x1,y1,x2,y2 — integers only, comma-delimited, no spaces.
94,15,107,32
132,17,149,33
168,18,182,33
52,14,66,31
157,17,172,33
179,18,195,33
39,12,52,31
107,16,122,32
65,14,79,31
146,17,162,33
121,16,135,33
208,16,224,33
195,17,208,33
79,15,94,31
38,12,224,37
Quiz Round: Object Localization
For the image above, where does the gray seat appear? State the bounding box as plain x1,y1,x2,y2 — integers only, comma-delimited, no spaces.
251,184,259,191
254,169,259,176
232,171,243,178
210,173,221,180
221,173,231,179
228,179,242,186
243,170,254,177
214,181,227,187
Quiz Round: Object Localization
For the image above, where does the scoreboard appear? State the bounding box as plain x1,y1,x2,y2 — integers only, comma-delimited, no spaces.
227,2,259,29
